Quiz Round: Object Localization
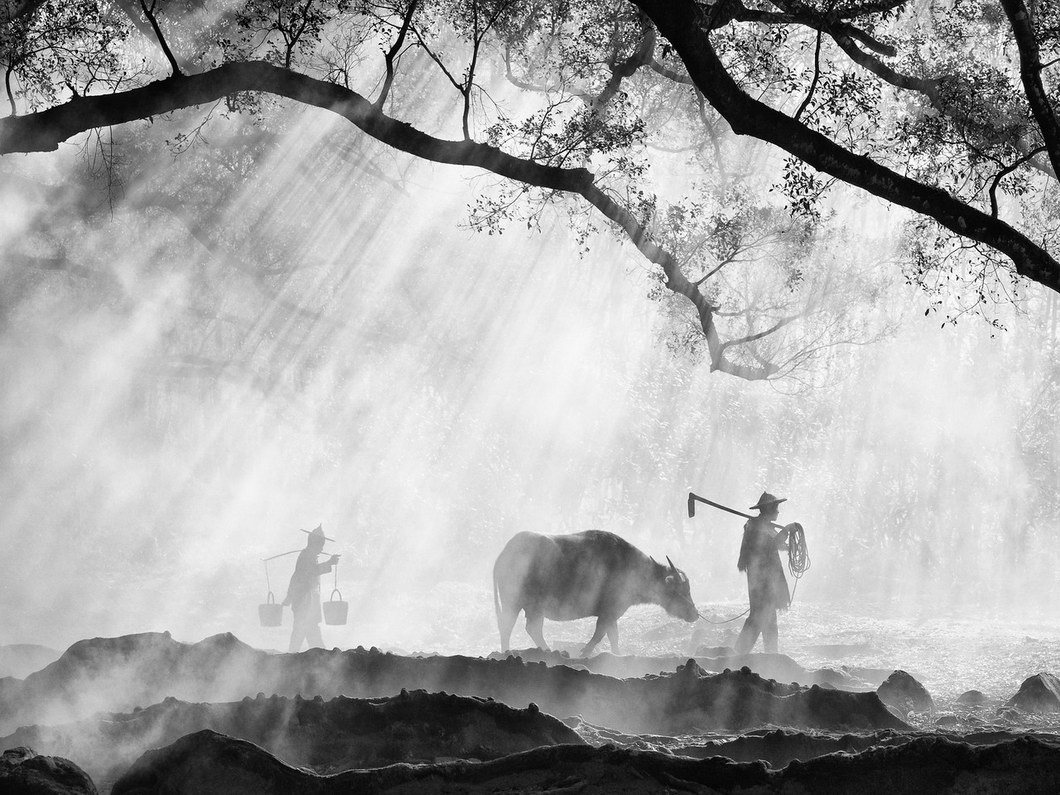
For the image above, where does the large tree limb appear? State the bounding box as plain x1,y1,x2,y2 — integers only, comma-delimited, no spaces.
0,59,777,378
770,0,1055,174
1000,0,1060,180
632,0,1060,294
644,0,1053,178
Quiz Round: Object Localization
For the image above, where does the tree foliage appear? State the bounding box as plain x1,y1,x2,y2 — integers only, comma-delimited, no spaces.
2,0,1059,380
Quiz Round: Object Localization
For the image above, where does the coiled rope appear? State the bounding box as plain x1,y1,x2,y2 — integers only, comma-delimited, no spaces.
785,522,810,604
786,523,810,579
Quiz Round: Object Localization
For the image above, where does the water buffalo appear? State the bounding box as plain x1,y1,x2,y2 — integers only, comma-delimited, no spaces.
492,530,699,656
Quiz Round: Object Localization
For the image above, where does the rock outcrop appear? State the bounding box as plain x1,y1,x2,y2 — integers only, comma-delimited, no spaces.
494,647,862,688
0,746,97,794
110,729,1060,794
2,690,581,788
877,670,934,714
0,644,59,679
1007,673,1060,713
956,690,987,707
0,633,906,736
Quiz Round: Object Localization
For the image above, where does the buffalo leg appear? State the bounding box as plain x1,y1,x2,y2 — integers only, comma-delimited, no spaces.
498,606,519,653
580,618,608,657
605,620,619,654
525,611,550,651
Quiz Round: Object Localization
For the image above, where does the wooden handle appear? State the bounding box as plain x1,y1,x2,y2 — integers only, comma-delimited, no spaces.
688,492,785,530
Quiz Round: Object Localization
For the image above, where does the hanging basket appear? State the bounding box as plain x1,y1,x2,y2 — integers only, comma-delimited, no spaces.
258,591,283,627
322,588,348,625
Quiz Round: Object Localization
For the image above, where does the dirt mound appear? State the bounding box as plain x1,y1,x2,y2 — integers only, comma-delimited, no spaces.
3,690,580,788
0,746,97,794
492,648,863,689
877,670,934,714
780,734,1060,793
0,676,21,703
569,720,1060,768
956,690,987,707
111,729,1060,794
697,653,858,689
0,644,60,679
1007,673,1060,713
674,729,1060,769
677,728,890,765
0,632,262,731
0,633,905,735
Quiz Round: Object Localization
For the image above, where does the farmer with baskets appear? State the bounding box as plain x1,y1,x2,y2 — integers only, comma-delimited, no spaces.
283,525,340,652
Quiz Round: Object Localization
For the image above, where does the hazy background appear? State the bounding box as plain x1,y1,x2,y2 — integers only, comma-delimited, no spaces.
1,101,1058,656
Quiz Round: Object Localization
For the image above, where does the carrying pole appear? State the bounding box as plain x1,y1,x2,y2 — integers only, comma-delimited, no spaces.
687,492,784,530
263,549,302,562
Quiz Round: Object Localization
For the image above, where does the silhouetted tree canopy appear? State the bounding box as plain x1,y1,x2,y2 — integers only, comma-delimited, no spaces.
2,0,1058,379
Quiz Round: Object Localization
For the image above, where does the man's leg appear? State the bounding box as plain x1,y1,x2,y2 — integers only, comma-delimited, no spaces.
735,606,762,654
763,609,779,654
305,622,324,649
289,614,307,653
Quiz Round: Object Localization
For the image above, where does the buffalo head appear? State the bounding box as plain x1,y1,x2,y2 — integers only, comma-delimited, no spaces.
659,556,698,622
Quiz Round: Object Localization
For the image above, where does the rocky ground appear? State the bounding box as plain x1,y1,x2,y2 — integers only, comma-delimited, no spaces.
1,690,581,789
1,620,1058,793
105,730,1060,794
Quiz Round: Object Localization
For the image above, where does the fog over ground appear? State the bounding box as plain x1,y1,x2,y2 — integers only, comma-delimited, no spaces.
1,104,1057,662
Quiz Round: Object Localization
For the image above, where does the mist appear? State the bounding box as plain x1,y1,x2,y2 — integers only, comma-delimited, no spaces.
2,100,1057,667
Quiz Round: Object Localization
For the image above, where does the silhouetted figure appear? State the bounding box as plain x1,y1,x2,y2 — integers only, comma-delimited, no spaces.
735,492,791,654
283,525,340,653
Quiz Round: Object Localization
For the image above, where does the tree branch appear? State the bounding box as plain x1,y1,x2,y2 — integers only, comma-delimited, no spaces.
138,0,183,77
374,0,417,109
1000,0,1060,179
649,57,693,85
632,0,1060,295
793,29,822,122
757,0,1054,179
988,145,1047,219
0,60,777,379
591,20,657,115
719,313,800,355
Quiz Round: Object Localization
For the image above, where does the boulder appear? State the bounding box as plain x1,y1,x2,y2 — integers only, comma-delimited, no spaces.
1006,673,1060,713
877,670,933,713
0,747,97,794
956,690,987,707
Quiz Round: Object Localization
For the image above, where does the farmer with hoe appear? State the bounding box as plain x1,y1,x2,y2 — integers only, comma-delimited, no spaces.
735,492,792,654
283,525,340,652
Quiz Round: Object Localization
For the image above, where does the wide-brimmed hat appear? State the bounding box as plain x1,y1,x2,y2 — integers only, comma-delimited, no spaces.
750,492,786,510
300,524,334,542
